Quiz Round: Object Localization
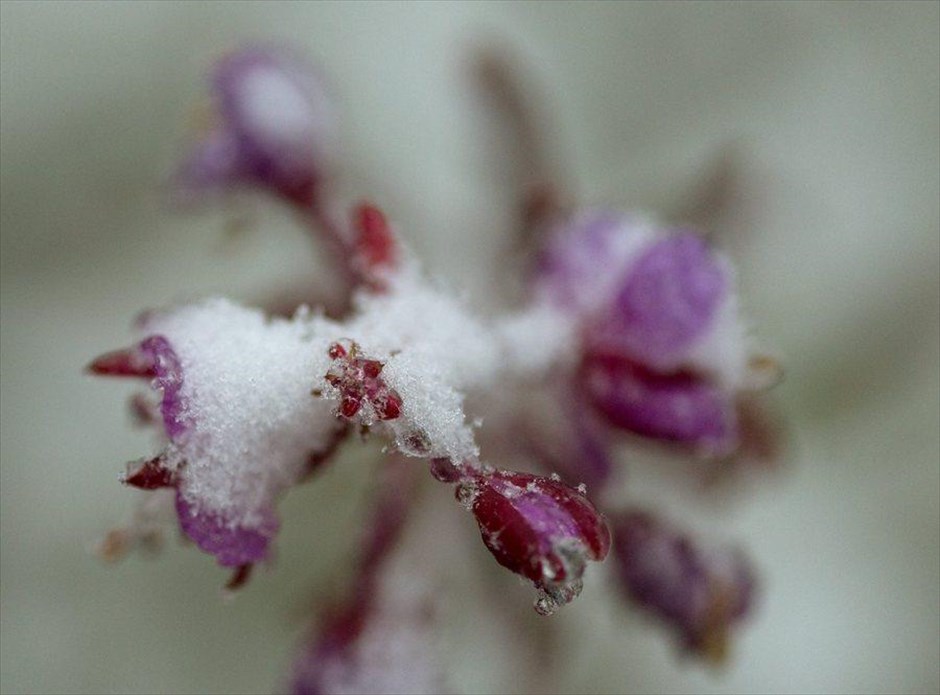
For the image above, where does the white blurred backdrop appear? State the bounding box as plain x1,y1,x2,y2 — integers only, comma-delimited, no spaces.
1,2,938,693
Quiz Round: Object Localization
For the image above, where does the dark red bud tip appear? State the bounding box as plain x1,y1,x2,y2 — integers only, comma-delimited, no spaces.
353,203,397,270
123,456,176,490
328,342,347,360
375,390,402,421
224,563,254,592
340,395,362,418
87,347,156,378
360,359,384,379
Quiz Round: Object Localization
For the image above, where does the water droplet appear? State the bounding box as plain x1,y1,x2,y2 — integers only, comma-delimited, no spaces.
533,592,558,617
456,481,479,510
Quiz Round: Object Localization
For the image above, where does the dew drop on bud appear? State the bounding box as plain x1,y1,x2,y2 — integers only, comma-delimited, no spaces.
456,481,479,510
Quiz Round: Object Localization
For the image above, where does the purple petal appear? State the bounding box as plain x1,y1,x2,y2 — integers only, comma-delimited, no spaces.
581,351,737,454
175,492,277,567
597,234,726,367
613,512,710,629
139,335,190,441
534,210,647,314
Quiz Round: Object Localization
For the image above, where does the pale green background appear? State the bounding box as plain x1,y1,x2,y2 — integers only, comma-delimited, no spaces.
1,2,938,693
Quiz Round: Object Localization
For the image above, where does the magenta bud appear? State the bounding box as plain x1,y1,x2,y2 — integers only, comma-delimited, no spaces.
123,456,176,490
460,470,610,615
349,203,398,292
87,347,156,378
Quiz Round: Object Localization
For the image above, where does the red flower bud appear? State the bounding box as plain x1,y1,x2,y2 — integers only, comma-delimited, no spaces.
460,470,610,615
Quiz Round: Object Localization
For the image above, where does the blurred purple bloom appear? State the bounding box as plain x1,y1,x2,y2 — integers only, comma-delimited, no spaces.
534,209,747,455
176,45,336,206
581,351,737,456
610,510,756,663
534,209,653,316
593,234,726,369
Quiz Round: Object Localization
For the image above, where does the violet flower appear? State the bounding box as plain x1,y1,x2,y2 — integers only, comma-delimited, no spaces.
91,301,347,572
610,510,757,664
533,209,760,457
175,45,336,207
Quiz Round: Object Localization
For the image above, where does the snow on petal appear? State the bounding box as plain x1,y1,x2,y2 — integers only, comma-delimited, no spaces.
139,299,341,545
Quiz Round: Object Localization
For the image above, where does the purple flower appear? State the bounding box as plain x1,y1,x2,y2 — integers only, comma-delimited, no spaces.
534,209,750,454
580,351,737,456
591,234,727,370
175,45,336,206
610,510,757,663
89,42,786,692
534,210,656,317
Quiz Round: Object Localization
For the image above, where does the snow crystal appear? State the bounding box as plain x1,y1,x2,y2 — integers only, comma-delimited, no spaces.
142,299,340,528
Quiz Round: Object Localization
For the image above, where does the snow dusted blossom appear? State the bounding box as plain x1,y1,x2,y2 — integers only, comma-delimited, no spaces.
90,42,784,692
533,209,768,457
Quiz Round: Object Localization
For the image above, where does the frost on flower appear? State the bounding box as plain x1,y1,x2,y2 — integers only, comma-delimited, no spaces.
90,42,785,693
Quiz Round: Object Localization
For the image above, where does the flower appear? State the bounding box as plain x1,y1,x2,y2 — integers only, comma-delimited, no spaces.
459,469,610,615
534,209,753,456
175,45,337,207
89,41,783,693
609,510,757,663
91,299,346,570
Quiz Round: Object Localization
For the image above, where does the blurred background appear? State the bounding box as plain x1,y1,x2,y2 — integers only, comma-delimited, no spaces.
1,2,938,693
